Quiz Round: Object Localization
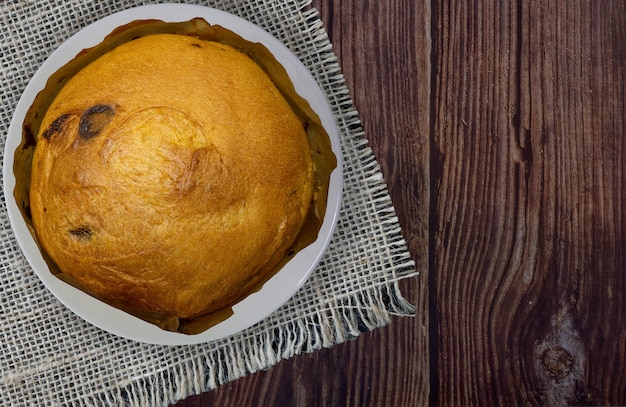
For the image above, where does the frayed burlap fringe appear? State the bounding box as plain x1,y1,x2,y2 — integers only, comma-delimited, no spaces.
77,285,416,407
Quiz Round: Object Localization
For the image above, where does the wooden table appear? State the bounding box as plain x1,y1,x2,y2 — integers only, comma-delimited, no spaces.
174,1,625,405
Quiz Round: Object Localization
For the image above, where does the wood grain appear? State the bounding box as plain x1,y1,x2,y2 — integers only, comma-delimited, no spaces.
432,0,625,405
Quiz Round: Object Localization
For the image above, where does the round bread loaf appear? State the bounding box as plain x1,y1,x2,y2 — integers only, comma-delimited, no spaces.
29,33,315,322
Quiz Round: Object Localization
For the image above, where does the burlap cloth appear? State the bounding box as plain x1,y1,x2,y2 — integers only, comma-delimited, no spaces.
0,1,418,405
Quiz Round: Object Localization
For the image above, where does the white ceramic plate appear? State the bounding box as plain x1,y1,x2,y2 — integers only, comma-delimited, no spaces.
3,4,343,345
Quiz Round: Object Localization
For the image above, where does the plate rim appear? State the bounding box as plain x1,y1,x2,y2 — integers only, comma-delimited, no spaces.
2,3,343,345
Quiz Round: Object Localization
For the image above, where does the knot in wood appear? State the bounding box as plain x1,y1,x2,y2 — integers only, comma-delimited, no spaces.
541,346,574,381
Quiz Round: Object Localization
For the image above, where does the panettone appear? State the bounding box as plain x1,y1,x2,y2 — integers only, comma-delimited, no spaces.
21,25,335,333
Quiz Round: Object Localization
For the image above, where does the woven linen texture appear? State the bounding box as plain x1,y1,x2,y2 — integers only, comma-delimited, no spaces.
0,0,418,405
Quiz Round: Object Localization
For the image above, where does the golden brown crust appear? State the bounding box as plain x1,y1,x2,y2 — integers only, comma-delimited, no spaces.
30,34,315,320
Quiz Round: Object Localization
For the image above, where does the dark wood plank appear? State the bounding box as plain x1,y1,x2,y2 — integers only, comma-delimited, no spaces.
432,0,625,405
172,1,430,406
